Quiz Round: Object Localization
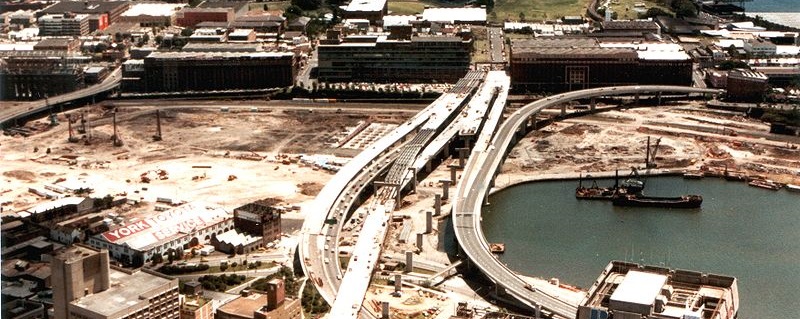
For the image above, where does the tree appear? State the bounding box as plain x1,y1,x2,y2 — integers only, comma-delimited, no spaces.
643,7,671,19
220,262,229,271
673,0,696,18
291,0,320,10
231,261,238,268
519,12,526,22
284,5,303,20
93,42,108,53
180,28,194,37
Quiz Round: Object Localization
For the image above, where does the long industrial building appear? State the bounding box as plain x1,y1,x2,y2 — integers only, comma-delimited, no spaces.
317,30,471,83
510,38,692,92
140,51,297,93
86,202,233,266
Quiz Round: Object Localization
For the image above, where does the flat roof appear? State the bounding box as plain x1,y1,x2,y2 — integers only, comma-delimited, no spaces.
197,1,248,11
229,28,255,36
41,1,129,15
345,0,387,12
609,271,667,306
383,15,417,27
147,51,294,60
96,202,231,251
71,269,174,316
53,245,102,263
218,292,269,317
600,42,690,60
422,8,486,23
122,3,187,17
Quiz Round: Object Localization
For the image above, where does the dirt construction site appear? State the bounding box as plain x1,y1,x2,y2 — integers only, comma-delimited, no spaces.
0,101,416,219
500,102,800,186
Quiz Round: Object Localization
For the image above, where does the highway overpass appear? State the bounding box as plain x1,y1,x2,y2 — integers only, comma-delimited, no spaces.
298,71,486,314
452,85,724,319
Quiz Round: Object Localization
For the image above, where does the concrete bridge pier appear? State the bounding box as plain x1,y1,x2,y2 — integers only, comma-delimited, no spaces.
448,164,458,183
443,142,450,158
635,93,640,105
560,104,567,116
440,179,451,200
407,167,417,194
456,148,469,168
590,97,596,110
434,194,441,216
656,92,662,105
425,160,432,173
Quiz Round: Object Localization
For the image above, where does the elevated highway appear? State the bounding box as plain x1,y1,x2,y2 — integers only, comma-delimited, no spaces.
299,71,486,313
1,68,121,129
452,85,723,319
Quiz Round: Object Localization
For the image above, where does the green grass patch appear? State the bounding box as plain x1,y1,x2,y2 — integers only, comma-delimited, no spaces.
389,1,429,15
605,0,672,20
492,0,592,22
471,27,490,63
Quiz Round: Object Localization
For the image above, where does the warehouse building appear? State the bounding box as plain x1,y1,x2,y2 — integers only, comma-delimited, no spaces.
86,202,233,266
119,3,187,27
317,29,471,83
140,51,296,93
510,38,692,92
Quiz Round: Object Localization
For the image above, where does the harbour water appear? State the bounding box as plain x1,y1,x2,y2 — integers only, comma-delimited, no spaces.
482,176,800,318
746,0,799,12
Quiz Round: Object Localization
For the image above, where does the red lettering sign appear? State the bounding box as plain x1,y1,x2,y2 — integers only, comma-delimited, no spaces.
101,220,152,242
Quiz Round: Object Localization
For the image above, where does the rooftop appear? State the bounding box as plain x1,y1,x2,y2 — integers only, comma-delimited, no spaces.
146,51,294,60
729,69,769,80
217,292,269,317
600,20,659,30
344,0,387,12
197,1,248,11
512,38,598,50
609,271,667,307
383,15,417,27
122,3,187,17
40,1,130,15
422,8,486,23
53,244,102,263
95,202,232,251
215,229,262,247
71,268,175,316
20,197,89,218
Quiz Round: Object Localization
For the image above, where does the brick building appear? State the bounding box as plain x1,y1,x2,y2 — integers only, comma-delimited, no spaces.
510,38,692,92
176,8,234,28
233,201,282,245
727,69,768,101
